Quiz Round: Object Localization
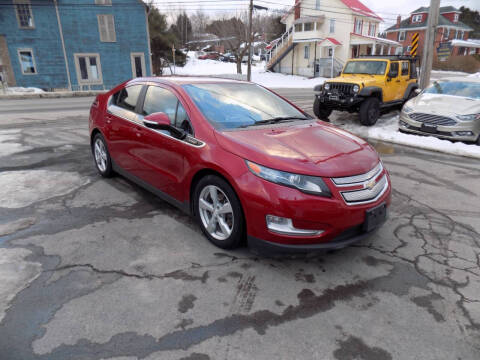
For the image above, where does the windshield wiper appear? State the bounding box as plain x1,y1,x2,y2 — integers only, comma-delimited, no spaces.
253,116,309,125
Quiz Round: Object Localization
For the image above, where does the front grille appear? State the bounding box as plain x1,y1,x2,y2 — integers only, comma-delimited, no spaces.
331,162,389,206
329,83,354,95
409,113,457,126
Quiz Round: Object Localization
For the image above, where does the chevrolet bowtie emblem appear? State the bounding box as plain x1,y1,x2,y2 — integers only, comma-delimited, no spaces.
366,179,376,190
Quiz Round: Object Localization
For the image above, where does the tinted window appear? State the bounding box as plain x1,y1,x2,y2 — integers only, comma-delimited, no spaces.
142,86,178,124
343,61,387,75
182,83,309,130
116,85,143,112
389,62,399,77
401,62,409,76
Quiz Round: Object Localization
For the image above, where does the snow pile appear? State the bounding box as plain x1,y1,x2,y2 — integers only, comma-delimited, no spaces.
2,87,44,94
331,112,480,159
467,72,480,78
164,59,326,88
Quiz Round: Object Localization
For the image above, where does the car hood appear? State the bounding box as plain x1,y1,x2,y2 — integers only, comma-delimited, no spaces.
408,93,480,116
214,121,380,178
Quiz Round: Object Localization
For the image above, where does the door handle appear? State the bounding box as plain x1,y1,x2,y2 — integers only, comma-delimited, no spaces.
105,114,113,124
396,80,400,83
135,126,143,137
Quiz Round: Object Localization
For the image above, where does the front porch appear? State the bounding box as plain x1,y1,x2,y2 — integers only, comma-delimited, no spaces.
350,33,402,58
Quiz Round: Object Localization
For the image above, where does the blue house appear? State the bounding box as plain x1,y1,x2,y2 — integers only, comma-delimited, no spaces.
0,0,152,90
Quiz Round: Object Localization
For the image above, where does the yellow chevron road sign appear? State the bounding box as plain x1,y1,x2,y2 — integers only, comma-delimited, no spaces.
411,33,419,56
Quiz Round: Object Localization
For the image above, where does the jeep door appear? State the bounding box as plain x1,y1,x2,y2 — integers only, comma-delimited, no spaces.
383,61,400,102
398,61,411,98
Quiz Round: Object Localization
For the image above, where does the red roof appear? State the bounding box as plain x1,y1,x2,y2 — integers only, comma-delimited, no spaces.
340,0,382,21
321,37,342,45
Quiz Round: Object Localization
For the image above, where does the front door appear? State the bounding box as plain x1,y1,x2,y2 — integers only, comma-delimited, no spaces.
131,53,146,78
383,61,400,102
133,85,194,200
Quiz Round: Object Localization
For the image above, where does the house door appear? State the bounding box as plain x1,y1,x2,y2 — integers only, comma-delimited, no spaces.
131,53,146,78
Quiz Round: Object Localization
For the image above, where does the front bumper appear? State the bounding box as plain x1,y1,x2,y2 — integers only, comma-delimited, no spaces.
316,93,363,110
399,112,480,143
237,169,391,252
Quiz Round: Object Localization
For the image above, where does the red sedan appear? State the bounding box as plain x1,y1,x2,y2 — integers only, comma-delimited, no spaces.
89,77,391,253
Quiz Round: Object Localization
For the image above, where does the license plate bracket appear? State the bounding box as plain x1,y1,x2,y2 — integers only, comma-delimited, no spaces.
421,123,437,134
329,95,339,101
363,203,387,232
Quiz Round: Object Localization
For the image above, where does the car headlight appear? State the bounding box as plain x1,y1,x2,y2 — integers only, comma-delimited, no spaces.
324,83,330,90
353,85,360,93
402,105,414,113
457,113,480,121
246,160,331,197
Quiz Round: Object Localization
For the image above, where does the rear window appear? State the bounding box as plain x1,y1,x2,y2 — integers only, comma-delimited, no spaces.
115,85,143,112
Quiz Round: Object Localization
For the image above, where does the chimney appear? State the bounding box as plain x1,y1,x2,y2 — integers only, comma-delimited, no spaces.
294,0,301,20
397,15,401,28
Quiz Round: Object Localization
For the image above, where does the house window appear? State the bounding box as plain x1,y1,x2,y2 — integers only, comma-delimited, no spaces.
330,19,335,33
315,0,320,10
412,14,422,23
455,30,464,40
74,53,102,85
97,14,116,42
304,45,310,59
17,49,36,74
355,19,362,34
444,28,450,40
294,23,303,32
14,0,34,29
398,31,406,41
131,52,146,78
304,22,313,31
95,0,112,5
368,23,376,36
454,13,459,22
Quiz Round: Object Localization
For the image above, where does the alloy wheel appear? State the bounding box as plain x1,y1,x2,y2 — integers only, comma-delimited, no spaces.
198,185,234,241
94,138,108,173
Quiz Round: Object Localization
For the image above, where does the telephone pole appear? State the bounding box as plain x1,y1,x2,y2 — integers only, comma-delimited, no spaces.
247,0,253,82
419,0,440,89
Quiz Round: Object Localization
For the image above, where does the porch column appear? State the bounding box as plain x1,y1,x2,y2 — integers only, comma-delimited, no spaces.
372,43,376,55
331,46,335,78
380,45,384,55
388,46,391,55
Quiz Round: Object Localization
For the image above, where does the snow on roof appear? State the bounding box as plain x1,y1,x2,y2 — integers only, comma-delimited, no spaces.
340,0,382,21
450,39,480,48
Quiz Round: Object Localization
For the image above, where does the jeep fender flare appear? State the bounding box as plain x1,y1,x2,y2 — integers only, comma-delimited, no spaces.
358,86,383,102
403,83,419,100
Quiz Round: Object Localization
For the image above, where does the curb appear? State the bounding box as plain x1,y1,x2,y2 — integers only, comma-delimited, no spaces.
0,90,106,100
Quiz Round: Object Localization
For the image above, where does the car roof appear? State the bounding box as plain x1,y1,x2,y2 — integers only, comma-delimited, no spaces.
128,76,250,86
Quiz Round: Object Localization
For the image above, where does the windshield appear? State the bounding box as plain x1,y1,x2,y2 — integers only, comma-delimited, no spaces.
182,83,309,130
343,61,387,75
424,81,480,100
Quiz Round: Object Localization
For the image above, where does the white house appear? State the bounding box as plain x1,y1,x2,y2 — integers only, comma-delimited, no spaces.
266,0,402,77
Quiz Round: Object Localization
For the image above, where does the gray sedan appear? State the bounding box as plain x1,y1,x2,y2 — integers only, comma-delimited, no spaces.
399,77,480,145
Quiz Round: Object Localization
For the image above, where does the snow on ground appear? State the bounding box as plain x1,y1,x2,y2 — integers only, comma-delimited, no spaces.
1,87,44,94
330,112,480,159
164,59,326,88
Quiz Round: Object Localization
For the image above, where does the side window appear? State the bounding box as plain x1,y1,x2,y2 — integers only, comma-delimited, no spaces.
401,62,409,76
115,85,143,112
176,102,192,134
389,62,399,78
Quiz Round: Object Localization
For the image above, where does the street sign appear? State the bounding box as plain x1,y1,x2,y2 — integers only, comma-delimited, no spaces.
437,42,452,61
410,33,419,56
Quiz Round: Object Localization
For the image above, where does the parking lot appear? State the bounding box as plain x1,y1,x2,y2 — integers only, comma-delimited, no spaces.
0,94,479,360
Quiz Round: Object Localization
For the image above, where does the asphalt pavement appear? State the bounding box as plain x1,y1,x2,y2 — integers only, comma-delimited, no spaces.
0,92,479,360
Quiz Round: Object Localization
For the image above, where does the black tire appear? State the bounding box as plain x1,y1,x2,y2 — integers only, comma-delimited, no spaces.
359,97,380,126
313,97,332,121
477,136,480,146
92,133,114,177
193,175,245,249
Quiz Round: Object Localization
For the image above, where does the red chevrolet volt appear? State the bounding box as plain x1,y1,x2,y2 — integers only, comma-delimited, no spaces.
89,77,391,253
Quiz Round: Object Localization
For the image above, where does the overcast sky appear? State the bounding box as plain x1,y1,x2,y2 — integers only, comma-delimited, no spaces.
163,0,480,28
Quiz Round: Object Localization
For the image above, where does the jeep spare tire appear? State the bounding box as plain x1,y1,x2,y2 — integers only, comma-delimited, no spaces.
359,97,380,126
313,97,332,121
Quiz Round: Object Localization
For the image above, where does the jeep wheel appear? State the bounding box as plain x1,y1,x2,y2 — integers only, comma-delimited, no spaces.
359,97,380,126
313,97,332,121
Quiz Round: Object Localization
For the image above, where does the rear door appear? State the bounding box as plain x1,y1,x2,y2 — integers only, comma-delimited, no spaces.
131,85,195,200
106,84,145,172
398,61,411,99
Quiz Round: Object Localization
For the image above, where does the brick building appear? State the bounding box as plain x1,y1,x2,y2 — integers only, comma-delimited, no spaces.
0,0,152,90
385,6,479,59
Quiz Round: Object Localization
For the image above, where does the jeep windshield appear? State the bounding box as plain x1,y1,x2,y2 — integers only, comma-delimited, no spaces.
343,61,387,75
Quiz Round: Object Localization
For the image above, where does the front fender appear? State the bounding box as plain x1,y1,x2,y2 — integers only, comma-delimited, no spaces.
358,86,383,102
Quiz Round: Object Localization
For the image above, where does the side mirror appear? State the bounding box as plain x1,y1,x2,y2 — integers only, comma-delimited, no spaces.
143,112,186,140
387,70,398,79
414,88,421,95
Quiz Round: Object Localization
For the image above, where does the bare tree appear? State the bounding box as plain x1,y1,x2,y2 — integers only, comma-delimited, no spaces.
190,9,210,34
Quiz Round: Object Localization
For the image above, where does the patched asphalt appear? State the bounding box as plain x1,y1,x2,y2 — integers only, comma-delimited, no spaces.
0,96,479,360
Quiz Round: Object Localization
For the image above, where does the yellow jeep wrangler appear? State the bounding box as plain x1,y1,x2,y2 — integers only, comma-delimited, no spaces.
313,56,419,126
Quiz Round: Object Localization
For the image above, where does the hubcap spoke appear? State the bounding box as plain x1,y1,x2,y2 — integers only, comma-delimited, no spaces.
209,187,218,206
217,217,231,237
199,198,214,212
218,202,232,215
207,216,217,233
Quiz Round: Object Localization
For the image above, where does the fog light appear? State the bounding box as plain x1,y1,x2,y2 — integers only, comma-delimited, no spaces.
399,120,409,128
266,215,324,236
455,131,474,136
